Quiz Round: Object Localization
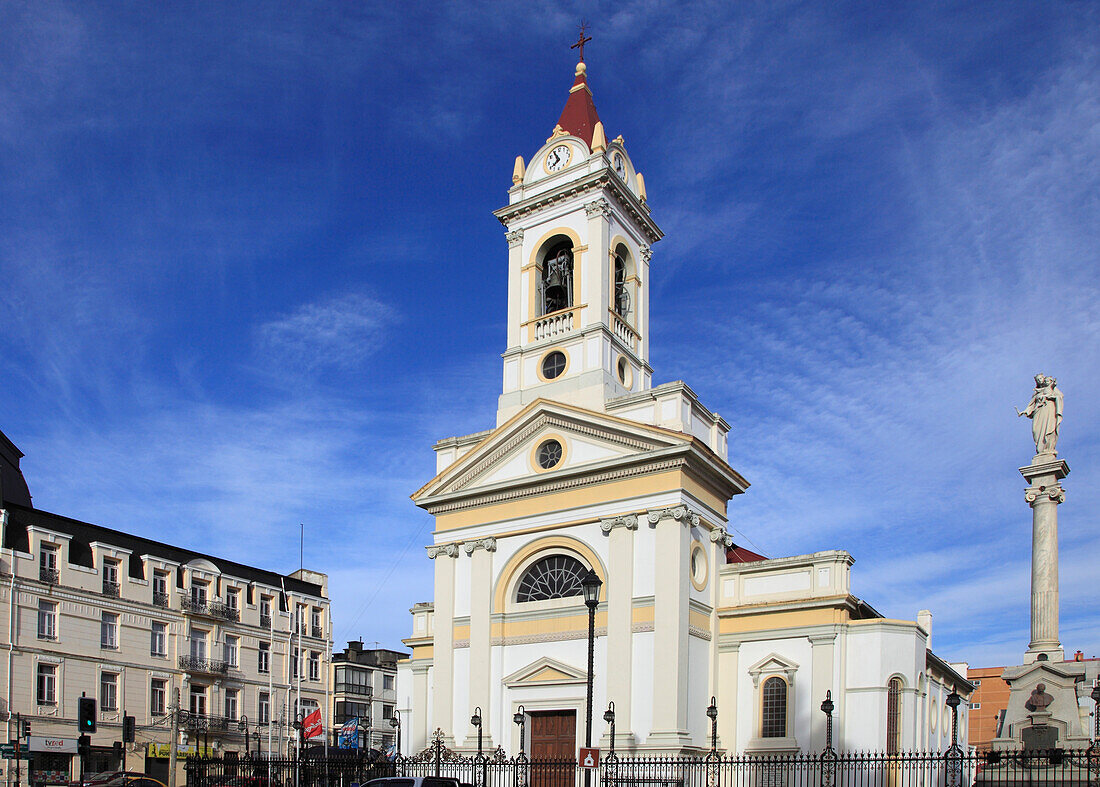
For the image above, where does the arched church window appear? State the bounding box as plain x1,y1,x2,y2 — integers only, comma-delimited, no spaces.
515,555,588,603
887,677,903,753
540,242,574,316
613,250,630,318
761,677,787,738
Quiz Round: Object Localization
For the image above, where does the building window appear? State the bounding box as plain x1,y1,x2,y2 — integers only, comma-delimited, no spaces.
151,621,167,656
39,544,59,583
37,663,57,705
383,674,394,691
224,688,238,720
535,439,563,469
308,651,320,682
515,554,588,602
311,607,323,638
151,679,167,716
761,677,788,738
191,581,207,605
226,587,240,612
540,351,567,381
336,666,371,695
258,642,270,674
613,248,631,318
101,612,119,649
886,677,903,754
540,241,574,315
153,570,170,607
102,559,120,597
189,685,207,716
190,629,207,659
973,679,981,686
225,635,239,667
101,672,119,711
258,692,270,725
291,649,301,678
972,702,981,709
260,596,273,628
382,705,393,720
38,600,58,640
335,701,371,725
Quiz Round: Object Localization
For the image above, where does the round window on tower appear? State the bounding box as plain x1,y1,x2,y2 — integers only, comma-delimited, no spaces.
541,350,567,380
616,356,632,389
690,542,708,591
535,439,563,470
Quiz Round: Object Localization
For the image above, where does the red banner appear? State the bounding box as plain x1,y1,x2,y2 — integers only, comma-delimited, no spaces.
302,708,323,740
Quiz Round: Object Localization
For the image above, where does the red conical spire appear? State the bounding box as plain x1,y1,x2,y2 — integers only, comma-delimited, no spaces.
556,61,602,147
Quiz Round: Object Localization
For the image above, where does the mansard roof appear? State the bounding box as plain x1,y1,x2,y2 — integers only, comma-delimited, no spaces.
1,500,324,598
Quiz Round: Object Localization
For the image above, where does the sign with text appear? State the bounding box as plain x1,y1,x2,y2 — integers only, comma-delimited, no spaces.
0,743,16,760
29,737,78,754
578,747,599,769
145,743,214,758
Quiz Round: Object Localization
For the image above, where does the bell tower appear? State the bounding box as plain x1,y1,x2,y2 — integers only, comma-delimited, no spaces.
494,56,663,426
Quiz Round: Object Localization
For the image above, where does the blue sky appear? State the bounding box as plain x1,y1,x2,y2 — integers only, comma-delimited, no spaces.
1,1,1098,667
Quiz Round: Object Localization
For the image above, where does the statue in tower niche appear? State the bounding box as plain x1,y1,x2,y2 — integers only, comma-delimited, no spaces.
1017,374,1063,455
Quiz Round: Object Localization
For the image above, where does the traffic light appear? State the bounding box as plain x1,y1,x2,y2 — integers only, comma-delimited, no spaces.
78,735,91,758
78,696,97,733
122,715,135,743
21,718,30,738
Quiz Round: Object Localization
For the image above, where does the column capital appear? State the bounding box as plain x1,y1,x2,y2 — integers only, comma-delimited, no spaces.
1024,484,1065,505
585,198,612,218
708,528,734,547
646,505,699,527
463,537,497,555
639,243,653,263
600,513,639,534
426,543,461,559
505,229,524,248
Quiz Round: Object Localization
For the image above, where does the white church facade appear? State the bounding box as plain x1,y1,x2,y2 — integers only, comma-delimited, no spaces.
396,57,971,758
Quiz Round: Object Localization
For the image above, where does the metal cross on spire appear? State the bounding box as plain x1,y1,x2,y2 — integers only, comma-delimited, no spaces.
571,22,592,62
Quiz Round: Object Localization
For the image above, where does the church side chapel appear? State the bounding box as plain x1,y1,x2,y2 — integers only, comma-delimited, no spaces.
397,44,972,758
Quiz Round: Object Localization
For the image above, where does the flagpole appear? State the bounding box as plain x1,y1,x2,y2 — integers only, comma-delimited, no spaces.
267,598,274,787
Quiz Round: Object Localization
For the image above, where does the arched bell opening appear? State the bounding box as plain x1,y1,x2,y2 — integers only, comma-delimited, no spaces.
539,239,575,316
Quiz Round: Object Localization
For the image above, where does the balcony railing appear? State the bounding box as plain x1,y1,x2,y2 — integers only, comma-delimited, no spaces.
153,591,170,608
311,625,324,639
178,655,229,675
180,712,232,732
102,581,120,598
181,598,240,622
39,567,60,584
260,614,272,629
335,683,373,697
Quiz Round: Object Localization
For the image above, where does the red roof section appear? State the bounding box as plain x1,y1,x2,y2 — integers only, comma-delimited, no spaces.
727,545,768,564
556,64,601,147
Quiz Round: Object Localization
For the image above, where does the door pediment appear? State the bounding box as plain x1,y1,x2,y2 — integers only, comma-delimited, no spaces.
504,656,588,687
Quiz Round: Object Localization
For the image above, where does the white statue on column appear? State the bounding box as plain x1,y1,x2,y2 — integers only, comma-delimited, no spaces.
1016,374,1063,455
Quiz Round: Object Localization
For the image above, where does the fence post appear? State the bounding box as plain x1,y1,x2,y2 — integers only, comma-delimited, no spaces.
944,690,963,787
820,691,837,787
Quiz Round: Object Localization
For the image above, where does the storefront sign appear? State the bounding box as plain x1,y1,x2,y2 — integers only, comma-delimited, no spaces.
29,737,78,754
145,743,214,759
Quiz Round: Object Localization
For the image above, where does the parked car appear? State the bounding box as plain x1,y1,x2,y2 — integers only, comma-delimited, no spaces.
209,777,282,787
103,776,167,787
365,779,466,787
87,773,145,786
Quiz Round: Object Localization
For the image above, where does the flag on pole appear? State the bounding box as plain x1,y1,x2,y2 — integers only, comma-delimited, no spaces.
339,718,359,749
302,708,324,740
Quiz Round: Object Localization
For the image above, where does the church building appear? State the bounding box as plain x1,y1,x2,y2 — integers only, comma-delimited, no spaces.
396,54,971,758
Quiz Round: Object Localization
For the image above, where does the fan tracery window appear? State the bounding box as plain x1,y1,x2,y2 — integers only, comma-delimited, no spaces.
516,555,589,603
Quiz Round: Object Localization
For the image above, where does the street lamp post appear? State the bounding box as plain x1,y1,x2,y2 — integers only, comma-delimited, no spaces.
471,707,483,757
238,716,250,757
390,711,401,760
603,702,616,758
706,697,718,756
513,706,527,756
513,706,528,787
581,570,603,787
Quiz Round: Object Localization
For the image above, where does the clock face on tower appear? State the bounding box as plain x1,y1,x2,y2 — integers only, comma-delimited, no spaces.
613,152,625,179
545,144,571,172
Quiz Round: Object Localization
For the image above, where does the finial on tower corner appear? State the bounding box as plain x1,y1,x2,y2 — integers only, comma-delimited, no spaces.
591,122,607,154
512,156,526,185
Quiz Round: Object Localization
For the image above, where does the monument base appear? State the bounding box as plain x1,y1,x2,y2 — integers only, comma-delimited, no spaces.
992,660,1089,752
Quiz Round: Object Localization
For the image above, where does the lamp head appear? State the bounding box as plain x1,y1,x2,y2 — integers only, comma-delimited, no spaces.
603,701,616,724
946,689,961,709
513,706,525,726
471,707,482,728
821,690,834,715
706,696,718,720
581,569,603,607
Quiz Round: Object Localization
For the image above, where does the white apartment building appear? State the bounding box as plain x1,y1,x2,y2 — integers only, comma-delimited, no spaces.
0,430,331,787
330,642,405,752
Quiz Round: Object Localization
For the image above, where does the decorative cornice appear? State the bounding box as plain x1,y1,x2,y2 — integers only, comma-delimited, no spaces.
1025,485,1065,504
423,456,687,515
600,513,639,534
463,537,497,556
709,528,735,547
584,198,612,218
490,626,608,647
688,625,713,641
505,229,524,248
426,543,461,559
646,505,699,527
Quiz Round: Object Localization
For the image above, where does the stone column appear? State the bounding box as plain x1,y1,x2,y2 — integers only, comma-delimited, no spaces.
411,662,431,755
647,505,696,751
1020,457,1069,663
600,514,637,749
427,543,460,742
465,537,496,750
809,634,836,751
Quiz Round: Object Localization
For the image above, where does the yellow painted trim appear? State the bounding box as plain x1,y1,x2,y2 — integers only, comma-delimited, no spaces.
492,535,607,613
690,541,708,592
492,610,607,639
526,227,585,329
527,666,576,682
435,468,683,531
529,431,569,473
718,607,850,634
631,605,655,625
689,608,712,631
452,624,471,640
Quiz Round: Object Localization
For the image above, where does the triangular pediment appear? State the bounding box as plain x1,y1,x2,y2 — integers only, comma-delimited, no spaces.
413,399,690,503
503,656,588,687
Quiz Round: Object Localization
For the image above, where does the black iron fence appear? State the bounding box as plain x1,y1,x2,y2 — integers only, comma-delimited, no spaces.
185,749,1100,787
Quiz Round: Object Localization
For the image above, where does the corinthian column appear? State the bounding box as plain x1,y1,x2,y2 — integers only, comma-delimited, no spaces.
1020,456,1069,664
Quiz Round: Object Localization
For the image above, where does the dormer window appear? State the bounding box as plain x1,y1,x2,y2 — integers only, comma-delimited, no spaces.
102,559,120,597
226,587,240,611
539,242,574,315
40,544,59,584
191,581,208,605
